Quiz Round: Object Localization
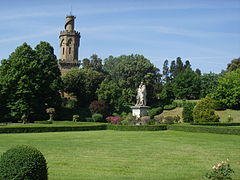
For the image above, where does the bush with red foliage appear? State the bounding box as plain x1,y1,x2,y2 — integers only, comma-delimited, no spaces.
89,100,110,117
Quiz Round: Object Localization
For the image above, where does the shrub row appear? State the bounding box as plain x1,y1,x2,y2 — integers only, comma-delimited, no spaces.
168,124,240,135
107,124,168,131
0,125,107,133
190,122,240,126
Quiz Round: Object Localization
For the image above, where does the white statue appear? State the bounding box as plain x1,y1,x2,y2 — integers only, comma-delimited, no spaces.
136,82,147,106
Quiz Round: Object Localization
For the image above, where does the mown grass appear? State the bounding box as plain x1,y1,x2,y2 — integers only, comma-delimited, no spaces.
0,130,239,180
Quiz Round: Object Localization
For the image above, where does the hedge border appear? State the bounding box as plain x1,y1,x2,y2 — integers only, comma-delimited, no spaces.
190,122,240,126
0,125,107,133
107,124,168,131
168,124,240,135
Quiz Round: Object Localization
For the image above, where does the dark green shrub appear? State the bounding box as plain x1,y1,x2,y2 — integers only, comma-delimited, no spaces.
193,97,220,123
92,113,104,122
0,145,48,180
168,124,240,135
85,117,93,122
182,102,196,122
107,124,167,131
0,124,107,133
164,103,177,110
35,120,53,124
148,107,163,119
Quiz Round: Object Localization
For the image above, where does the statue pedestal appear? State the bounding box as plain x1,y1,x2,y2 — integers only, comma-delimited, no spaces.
131,105,150,118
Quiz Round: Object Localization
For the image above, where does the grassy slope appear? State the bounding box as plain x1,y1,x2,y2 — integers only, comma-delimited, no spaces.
0,131,239,180
161,107,240,123
215,109,240,122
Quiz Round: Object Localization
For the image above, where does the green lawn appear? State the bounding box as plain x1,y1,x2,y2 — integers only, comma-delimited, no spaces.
0,130,239,180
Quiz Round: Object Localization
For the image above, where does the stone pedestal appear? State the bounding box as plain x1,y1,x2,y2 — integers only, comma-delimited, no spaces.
131,105,150,118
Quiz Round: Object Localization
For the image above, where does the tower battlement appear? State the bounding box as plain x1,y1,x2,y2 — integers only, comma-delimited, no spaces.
58,15,81,76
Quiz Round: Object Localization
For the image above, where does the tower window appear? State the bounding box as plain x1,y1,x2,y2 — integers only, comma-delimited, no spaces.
69,47,71,54
63,47,65,55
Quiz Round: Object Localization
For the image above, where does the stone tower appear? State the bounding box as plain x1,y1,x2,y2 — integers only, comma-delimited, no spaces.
59,15,81,75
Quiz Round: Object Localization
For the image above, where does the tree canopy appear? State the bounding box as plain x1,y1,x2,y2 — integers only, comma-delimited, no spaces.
97,54,161,112
0,42,62,122
210,68,240,109
62,68,105,105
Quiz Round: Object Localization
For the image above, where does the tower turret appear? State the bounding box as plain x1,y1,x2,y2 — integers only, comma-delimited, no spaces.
59,15,81,75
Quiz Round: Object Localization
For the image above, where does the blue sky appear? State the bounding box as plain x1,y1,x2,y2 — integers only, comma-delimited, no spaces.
0,0,240,73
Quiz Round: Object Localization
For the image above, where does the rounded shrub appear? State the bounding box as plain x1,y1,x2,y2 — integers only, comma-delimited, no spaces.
193,97,220,123
148,107,163,119
0,145,48,180
92,113,104,122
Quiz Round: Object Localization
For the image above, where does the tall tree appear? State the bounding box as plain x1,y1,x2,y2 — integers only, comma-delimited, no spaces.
62,68,105,105
173,68,201,99
210,68,240,109
90,54,103,72
162,59,170,83
200,72,220,98
227,57,240,72
195,68,201,76
184,60,191,70
175,57,184,76
0,42,62,122
98,54,161,111
169,60,176,80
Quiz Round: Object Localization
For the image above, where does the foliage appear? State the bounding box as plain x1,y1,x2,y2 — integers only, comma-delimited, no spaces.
120,114,137,125
182,102,196,122
162,59,170,83
107,124,167,131
0,145,48,180
227,57,240,72
73,115,80,122
210,68,240,109
98,54,161,112
205,160,234,180
173,68,201,99
139,116,155,125
92,113,104,122
200,72,221,98
154,114,164,124
164,102,177,110
163,115,180,124
89,100,110,117
168,124,240,135
157,82,174,106
0,123,107,133
193,97,220,123
62,68,105,105
0,42,62,122
148,107,163,119
106,116,121,124
190,122,240,126
82,54,104,72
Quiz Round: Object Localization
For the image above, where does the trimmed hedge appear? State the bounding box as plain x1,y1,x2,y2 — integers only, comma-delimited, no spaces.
107,124,167,131
190,122,240,126
168,124,240,135
0,125,107,133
